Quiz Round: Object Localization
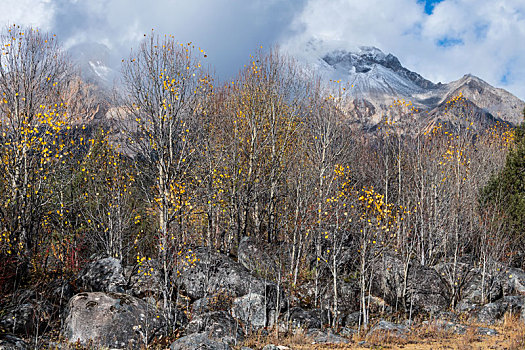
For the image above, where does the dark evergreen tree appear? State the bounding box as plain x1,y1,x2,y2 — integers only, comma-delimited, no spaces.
481,108,525,258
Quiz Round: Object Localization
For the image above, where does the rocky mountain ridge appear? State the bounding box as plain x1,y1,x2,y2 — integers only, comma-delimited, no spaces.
294,39,525,127
68,42,119,90
69,39,525,128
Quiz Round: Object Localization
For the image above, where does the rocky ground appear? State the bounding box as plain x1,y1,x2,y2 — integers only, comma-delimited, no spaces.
2,237,525,349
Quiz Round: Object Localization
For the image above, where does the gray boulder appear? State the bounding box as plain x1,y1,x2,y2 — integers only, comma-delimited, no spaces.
372,255,450,314
62,292,166,348
460,270,502,305
406,264,450,313
371,254,406,307
367,320,408,338
179,247,283,310
342,311,361,327
185,311,244,346
455,268,504,313
0,301,52,336
231,293,273,329
191,293,234,316
475,295,525,324
170,333,231,350
423,319,498,336
77,257,126,293
238,236,278,279
283,307,330,330
124,259,162,298
0,334,28,350
262,345,290,350
434,262,502,307
307,329,350,344
340,327,358,337
501,267,525,295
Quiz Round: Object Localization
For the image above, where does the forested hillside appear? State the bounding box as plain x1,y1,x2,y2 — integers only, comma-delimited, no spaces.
1,26,525,349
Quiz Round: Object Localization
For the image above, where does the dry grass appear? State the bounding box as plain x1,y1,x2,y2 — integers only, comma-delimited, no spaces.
503,311,525,350
240,328,318,349
237,314,525,350
457,327,480,350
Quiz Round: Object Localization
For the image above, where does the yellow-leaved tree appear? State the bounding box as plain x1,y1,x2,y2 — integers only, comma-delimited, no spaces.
121,31,213,326
0,25,76,278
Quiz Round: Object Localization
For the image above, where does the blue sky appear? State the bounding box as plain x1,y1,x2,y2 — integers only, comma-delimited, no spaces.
420,0,444,15
2,0,525,99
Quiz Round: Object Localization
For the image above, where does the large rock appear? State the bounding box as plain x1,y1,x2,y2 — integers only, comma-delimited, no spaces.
62,292,166,349
423,319,498,336
170,333,231,350
0,298,52,336
0,334,28,350
372,254,450,314
475,295,525,324
434,262,502,308
231,293,273,329
460,269,502,305
238,236,278,279
367,320,408,338
306,329,350,344
124,260,163,299
191,295,225,316
77,257,126,293
341,311,361,327
262,345,290,350
179,247,283,310
371,254,406,307
185,311,244,346
500,267,525,295
282,307,330,330
406,264,451,313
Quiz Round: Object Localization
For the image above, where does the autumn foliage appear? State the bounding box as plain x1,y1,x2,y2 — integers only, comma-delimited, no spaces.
0,25,522,337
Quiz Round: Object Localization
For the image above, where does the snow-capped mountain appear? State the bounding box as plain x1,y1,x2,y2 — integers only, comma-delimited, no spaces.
292,39,525,128
68,42,119,90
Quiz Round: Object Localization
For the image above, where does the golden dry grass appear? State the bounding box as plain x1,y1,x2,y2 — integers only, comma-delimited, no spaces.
237,313,525,350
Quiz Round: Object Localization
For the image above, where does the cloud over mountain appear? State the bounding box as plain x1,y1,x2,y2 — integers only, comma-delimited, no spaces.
3,0,525,99
284,0,525,99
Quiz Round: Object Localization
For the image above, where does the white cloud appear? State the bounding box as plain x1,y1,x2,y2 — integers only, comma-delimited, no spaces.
46,0,307,79
284,0,525,99
0,0,523,99
0,0,54,30
0,0,307,79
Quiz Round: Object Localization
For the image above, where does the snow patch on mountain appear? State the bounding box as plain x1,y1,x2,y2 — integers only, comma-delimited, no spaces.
68,42,119,90
286,37,524,126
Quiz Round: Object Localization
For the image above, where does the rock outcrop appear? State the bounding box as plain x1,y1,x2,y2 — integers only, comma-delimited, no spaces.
372,255,450,314
231,293,273,329
237,236,278,279
170,332,232,350
185,311,244,346
178,247,284,311
62,292,166,348
76,257,126,293
475,296,525,324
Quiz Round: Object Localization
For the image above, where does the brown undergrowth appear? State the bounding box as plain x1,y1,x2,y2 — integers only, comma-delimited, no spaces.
237,312,525,350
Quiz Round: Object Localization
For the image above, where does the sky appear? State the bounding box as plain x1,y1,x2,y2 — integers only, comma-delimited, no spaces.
1,0,525,99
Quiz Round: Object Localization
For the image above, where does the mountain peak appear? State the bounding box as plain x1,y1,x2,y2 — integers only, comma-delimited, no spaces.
318,46,438,95
68,41,119,90
287,39,524,126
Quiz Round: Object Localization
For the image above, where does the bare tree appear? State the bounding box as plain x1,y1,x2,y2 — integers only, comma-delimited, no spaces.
120,31,212,326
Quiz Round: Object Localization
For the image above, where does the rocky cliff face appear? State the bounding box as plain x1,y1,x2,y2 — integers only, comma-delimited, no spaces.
68,42,119,90
294,39,525,129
